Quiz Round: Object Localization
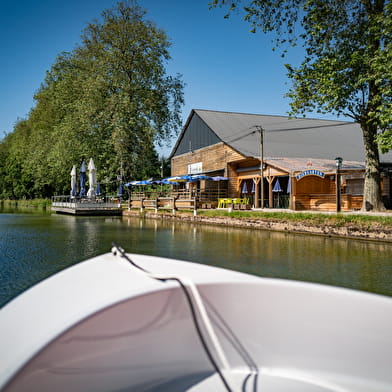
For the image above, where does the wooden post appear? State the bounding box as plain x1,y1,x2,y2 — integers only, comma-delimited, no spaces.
193,197,197,216
267,171,275,208
172,196,177,214
253,177,260,208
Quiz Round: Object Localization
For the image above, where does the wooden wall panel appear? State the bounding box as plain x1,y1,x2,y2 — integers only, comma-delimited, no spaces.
171,142,245,177
296,175,335,195
295,194,363,211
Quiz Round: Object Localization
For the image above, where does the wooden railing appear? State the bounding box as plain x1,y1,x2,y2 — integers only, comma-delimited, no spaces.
51,195,120,210
129,196,197,211
129,189,228,202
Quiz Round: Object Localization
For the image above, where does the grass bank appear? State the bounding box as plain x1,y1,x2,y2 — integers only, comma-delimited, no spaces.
0,199,51,210
196,210,392,230
125,208,392,241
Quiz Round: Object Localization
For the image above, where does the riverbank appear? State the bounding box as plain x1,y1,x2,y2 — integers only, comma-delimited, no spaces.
123,209,392,242
1,199,50,210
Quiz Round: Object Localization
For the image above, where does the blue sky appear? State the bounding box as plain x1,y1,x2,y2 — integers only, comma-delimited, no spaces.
0,0,340,155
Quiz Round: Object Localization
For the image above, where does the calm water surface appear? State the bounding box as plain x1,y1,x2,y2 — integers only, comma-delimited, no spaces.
1,209,392,307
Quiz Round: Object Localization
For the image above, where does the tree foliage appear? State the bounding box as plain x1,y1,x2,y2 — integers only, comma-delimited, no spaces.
211,0,392,211
0,1,184,198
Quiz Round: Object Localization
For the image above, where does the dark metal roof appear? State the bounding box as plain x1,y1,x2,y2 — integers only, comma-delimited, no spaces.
170,109,392,163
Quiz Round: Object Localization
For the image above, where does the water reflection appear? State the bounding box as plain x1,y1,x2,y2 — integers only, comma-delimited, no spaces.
121,217,392,297
0,211,391,308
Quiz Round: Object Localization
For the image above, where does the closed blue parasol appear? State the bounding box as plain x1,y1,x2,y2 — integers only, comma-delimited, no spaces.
71,182,77,197
251,181,255,193
117,183,123,196
287,177,291,194
79,161,87,197
273,178,282,192
96,182,101,196
242,181,248,194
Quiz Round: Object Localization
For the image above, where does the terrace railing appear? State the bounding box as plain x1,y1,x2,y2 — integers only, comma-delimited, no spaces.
51,195,120,210
129,188,228,202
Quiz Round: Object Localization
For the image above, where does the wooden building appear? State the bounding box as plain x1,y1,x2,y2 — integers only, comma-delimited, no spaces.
170,109,392,211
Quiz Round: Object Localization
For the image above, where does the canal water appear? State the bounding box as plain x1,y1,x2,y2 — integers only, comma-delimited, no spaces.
1,208,392,308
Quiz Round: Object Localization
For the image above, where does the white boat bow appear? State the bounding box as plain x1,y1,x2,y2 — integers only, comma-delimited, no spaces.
0,247,391,391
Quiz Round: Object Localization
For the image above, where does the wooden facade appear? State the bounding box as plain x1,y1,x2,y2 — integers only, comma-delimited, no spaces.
170,109,392,211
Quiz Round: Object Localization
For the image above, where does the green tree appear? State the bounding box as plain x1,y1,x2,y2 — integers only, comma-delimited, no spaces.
0,1,184,199
211,0,392,211
0,121,36,199
76,1,184,182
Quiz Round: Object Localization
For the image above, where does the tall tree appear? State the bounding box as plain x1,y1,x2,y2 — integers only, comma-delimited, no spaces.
211,0,392,211
77,1,184,182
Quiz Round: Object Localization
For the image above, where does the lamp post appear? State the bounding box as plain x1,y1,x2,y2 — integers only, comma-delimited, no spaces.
335,157,343,213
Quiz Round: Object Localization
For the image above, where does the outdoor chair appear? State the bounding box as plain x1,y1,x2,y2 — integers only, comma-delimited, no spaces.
218,198,232,208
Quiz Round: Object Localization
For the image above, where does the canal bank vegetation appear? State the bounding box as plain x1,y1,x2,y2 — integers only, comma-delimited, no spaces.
125,209,392,242
196,210,392,230
1,199,51,210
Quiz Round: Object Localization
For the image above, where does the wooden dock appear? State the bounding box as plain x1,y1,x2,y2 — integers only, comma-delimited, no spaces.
51,199,122,216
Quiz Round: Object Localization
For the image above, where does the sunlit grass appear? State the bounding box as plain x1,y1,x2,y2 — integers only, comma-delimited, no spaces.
1,199,51,210
197,210,392,228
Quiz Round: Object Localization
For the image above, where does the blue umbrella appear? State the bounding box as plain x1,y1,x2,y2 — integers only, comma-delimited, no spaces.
124,181,138,186
71,182,77,197
242,181,248,194
273,178,283,208
165,175,193,182
79,161,87,197
96,182,101,196
251,181,255,193
273,178,283,192
118,183,123,196
286,177,291,194
190,175,213,181
79,173,86,197
135,180,152,186
211,176,228,181
162,179,180,185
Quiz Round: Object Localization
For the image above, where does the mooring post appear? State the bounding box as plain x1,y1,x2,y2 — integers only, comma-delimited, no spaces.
172,197,177,214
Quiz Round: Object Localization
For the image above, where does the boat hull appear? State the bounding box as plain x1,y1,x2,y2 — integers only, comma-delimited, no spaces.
1,252,391,391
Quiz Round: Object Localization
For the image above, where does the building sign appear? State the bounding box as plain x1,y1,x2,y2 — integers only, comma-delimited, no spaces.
296,169,325,180
188,162,203,174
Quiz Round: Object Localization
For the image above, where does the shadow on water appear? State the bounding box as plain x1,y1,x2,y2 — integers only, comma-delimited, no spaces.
1,209,392,307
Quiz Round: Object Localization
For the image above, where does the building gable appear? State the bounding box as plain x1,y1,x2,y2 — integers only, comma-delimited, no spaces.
171,109,392,164
171,111,221,157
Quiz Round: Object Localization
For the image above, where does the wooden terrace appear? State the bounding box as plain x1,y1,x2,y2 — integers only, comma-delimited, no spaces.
51,196,122,216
